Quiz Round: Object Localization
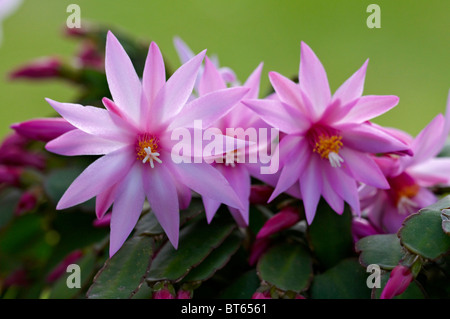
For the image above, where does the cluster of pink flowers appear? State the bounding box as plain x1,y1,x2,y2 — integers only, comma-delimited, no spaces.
11,30,450,277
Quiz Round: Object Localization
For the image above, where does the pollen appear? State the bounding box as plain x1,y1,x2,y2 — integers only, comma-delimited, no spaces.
313,135,342,156
136,134,162,168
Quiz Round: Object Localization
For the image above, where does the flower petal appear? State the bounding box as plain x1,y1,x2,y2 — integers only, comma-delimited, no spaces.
326,164,360,216
109,163,145,257
105,31,142,124
202,196,222,224
269,71,313,116
143,163,180,249
46,129,125,156
153,50,206,124
299,42,331,116
269,139,310,202
168,87,249,130
408,157,450,187
45,98,134,143
339,95,399,124
408,114,446,166
222,164,251,226
198,55,227,96
340,122,411,155
340,148,390,189
95,184,117,219
242,98,311,134
141,42,166,128
332,59,368,106
299,156,322,224
170,161,245,211
57,146,135,210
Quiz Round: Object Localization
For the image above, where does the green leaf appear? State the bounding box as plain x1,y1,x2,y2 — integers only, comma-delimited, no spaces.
307,200,354,269
257,242,313,293
356,234,406,270
218,270,261,299
399,210,450,260
146,213,236,283
134,199,203,237
48,250,97,299
310,258,371,299
87,235,154,299
183,230,243,282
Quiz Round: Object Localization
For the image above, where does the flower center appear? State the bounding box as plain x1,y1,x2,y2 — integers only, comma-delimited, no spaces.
309,126,344,168
136,134,162,168
387,172,420,215
223,149,241,168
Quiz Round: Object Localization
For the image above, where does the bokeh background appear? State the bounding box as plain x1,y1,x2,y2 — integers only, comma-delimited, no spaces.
0,0,449,138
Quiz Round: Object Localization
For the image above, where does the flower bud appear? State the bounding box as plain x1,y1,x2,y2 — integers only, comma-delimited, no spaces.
11,118,75,142
176,289,192,299
152,285,175,299
249,184,274,205
46,250,83,283
380,265,414,299
256,206,300,239
15,191,38,216
351,217,380,242
0,165,22,186
9,57,62,80
252,290,271,299
248,237,271,266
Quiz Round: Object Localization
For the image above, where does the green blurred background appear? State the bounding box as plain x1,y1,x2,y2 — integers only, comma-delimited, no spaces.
0,0,448,139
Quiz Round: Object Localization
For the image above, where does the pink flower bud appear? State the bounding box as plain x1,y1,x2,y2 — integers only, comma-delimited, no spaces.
76,42,104,70
249,184,274,205
380,265,414,299
351,217,380,242
248,237,271,266
15,191,38,216
252,290,271,299
4,268,29,288
256,206,300,239
46,250,83,283
0,147,45,170
9,57,62,80
11,118,75,142
0,165,22,186
176,289,192,299
153,286,175,299
295,294,306,299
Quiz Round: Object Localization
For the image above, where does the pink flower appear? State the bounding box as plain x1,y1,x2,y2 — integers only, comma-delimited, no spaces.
380,265,413,299
243,42,411,224
43,31,249,256
12,118,75,142
360,91,450,233
195,56,268,226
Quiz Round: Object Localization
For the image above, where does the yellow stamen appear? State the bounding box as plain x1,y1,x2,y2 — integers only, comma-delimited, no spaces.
136,135,161,168
313,135,343,159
